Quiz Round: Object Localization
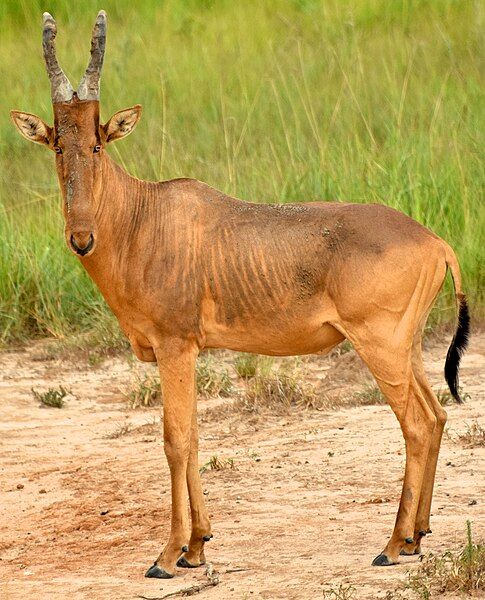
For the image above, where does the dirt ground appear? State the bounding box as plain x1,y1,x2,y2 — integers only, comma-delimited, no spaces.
0,332,483,600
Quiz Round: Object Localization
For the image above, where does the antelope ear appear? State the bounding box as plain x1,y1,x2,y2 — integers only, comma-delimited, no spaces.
101,105,142,143
10,111,53,147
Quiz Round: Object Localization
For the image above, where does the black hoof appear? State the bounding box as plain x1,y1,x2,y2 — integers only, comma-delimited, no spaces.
177,556,198,569
145,563,174,579
372,553,395,567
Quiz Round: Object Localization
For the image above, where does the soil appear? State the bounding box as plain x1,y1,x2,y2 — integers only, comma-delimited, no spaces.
0,332,483,600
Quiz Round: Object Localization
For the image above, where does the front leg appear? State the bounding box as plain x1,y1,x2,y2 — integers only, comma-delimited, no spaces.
145,339,198,579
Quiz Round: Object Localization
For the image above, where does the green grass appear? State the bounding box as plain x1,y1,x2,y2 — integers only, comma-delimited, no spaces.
404,521,484,598
196,353,233,398
31,385,69,408
352,383,387,406
234,353,274,379
1,0,484,345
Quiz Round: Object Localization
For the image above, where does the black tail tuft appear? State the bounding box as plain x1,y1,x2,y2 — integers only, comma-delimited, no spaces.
444,294,470,403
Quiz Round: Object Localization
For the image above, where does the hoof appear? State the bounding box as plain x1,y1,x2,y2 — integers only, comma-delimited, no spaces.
177,555,199,569
145,563,174,579
372,553,395,567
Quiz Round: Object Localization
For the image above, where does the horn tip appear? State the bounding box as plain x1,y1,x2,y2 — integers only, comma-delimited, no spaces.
42,12,56,34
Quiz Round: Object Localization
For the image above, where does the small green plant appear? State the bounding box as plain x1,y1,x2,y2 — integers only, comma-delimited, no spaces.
125,372,161,408
456,421,485,449
104,422,133,439
351,383,386,406
404,521,484,597
322,583,355,599
196,354,233,398
234,353,273,379
32,385,69,408
199,454,236,474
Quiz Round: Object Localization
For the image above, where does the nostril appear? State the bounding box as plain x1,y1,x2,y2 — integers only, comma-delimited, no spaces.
70,233,95,256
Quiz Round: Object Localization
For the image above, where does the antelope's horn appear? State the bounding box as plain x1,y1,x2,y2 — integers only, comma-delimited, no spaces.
77,10,107,101
42,12,74,103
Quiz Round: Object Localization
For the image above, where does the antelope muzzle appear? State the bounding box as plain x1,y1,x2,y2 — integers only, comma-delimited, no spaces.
69,231,95,257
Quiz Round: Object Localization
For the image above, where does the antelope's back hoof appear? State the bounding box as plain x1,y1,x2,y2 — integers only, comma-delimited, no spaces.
145,563,174,579
177,556,199,568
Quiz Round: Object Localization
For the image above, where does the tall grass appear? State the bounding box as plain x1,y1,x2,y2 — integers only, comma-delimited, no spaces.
0,0,483,344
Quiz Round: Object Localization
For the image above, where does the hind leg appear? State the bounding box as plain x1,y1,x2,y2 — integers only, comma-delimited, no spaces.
371,371,436,565
401,335,447,556
177,402,212,568
336,323,437,565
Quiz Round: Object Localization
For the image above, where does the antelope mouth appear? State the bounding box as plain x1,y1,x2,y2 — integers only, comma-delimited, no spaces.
70,233,95,257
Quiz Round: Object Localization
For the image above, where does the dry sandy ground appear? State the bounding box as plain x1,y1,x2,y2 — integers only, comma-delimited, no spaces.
0,332,483,600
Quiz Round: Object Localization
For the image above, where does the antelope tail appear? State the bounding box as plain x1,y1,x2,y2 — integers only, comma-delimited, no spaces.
444,245,470,403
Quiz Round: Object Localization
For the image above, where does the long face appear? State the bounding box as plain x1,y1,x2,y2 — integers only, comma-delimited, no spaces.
10,11,141,258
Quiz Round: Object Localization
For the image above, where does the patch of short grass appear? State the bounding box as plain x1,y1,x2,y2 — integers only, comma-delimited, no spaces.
31,385,69,408
38,317,130,364
322,583,355,600
196,354,233,398
199,454,236,474
125,372,161,409
202,361,327,420
453,421,485,449
404,521,484,598
240,364,320,414
104,422,133,439
233,353,273,379
351,383,387,406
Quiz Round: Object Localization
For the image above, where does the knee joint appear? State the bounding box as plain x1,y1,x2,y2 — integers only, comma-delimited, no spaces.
403,414,437,448
164,438,190,463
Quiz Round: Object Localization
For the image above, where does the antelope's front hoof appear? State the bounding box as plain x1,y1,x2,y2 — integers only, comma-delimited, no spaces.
372,553,396,567
145,563,174,579
177,555,199,569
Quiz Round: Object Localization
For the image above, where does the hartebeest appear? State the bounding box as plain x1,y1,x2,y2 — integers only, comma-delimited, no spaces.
11,12,469,579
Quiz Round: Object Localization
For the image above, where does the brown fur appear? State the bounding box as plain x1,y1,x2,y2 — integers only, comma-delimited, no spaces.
11,21,467,576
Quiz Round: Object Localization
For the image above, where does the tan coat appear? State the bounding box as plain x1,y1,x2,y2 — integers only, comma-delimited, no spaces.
11,11,469,579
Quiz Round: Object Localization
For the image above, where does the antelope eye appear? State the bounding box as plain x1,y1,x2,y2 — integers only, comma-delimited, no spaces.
93,144,101,153
54,146,62,154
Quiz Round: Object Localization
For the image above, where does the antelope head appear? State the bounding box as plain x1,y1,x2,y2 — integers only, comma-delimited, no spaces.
11,11,142,257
